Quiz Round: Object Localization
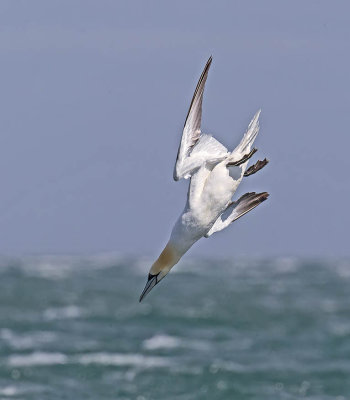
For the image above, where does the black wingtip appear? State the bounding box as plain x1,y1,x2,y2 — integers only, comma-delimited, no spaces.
259,192,270,202
205,56,213,70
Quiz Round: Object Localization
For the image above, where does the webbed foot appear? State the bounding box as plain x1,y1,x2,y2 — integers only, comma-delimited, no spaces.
227,148,258,167
244,158,269,177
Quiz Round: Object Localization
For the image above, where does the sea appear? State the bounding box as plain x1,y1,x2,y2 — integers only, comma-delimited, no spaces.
0,255,349,400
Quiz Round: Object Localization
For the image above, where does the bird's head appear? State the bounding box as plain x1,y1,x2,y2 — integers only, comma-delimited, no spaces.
139,243,180,302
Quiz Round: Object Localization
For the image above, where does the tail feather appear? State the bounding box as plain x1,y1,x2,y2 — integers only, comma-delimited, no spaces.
235,109,261,153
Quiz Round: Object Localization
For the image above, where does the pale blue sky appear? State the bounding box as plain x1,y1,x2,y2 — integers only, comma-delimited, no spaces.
0,1,349,257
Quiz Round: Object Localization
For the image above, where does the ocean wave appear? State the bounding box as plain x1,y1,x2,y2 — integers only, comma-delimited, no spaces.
43,305,83,320
209,360,247,373
336,260,350,278
0,253,125,280
0,382,50,397
273,257,300,273
77,352,172,367
6,352,172,368
142,334,181,350
8,352,68,367
328,321,350,337
0,385,19,396
142,334,210,351
0,329,56,350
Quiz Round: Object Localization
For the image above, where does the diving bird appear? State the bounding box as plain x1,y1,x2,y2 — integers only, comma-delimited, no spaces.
139,57,269,302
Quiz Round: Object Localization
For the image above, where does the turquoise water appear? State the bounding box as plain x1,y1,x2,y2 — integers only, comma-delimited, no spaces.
0,255,349,399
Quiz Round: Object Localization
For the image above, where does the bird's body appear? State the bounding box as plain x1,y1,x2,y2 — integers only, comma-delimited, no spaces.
140,57,269,301
171,151,249,252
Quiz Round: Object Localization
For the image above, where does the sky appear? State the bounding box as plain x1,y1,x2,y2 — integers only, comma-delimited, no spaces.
0,0,349,258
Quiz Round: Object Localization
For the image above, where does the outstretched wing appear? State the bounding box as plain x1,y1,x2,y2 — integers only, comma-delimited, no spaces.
205,192,269,237
173,56,213,181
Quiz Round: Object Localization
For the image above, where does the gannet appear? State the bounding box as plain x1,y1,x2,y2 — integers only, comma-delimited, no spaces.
139,57,269,302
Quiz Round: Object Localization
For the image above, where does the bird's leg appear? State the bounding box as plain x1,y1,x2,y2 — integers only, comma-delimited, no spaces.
227,148,257,166
244,158,269,177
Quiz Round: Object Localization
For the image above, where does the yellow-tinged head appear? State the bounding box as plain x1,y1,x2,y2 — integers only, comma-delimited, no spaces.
139,243,180,302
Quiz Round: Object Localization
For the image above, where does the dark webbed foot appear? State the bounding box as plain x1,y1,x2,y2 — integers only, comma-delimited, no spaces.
227,148,257,167
244,158,269,177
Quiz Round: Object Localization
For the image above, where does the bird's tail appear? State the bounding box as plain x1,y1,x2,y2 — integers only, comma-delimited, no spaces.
234,109,261,153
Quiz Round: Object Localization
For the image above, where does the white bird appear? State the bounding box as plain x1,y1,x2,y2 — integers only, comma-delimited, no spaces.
139,57,269,302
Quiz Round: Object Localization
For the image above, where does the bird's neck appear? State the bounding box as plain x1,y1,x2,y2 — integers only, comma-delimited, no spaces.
150,242,182,275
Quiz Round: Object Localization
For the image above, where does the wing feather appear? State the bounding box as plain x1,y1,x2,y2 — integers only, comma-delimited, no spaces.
205,192,269,237
173,56,212,181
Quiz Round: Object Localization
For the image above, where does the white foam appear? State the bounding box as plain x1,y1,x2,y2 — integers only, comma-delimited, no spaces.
6,351,171,369
76,352,171,367
21,256,78,280
0,253,125,280
142,334,210,351
0,329,56,350
8,352,68,367
0,386,18,396
43,305,82,320
142,334,181,350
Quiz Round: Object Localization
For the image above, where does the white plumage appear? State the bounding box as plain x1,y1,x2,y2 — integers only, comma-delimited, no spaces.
140,57,269,302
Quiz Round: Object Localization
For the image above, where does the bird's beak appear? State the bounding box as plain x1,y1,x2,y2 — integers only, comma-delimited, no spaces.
139,273,159,302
